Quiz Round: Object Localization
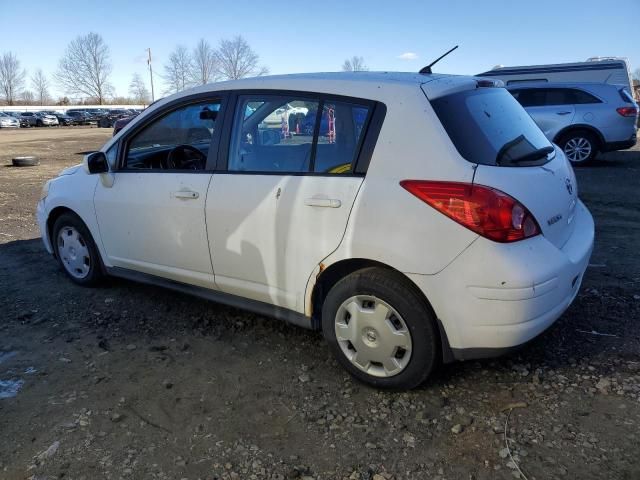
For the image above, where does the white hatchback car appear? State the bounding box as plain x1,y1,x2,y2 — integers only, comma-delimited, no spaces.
36,72,594,389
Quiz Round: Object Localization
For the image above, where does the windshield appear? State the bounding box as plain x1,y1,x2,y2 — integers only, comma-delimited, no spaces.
430,87,554,167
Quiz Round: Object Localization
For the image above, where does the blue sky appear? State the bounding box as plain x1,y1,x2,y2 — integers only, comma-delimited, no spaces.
1,0,638,100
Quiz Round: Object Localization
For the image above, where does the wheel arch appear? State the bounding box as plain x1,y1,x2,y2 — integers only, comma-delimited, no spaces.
553,124,605,150
309,258,454,363
47,206,100,263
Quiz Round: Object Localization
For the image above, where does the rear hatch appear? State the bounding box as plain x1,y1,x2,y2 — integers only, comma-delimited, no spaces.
425,82,578,248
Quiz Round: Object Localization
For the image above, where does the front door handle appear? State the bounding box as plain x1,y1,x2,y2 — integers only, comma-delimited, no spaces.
556,111,572,115
304,197,342,208
172,190,199,200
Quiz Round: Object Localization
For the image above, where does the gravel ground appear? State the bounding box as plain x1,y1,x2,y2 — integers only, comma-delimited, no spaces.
0,128,639,480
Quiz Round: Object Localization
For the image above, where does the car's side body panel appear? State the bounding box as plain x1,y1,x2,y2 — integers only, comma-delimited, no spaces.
206,174,363,311
94,171,215,288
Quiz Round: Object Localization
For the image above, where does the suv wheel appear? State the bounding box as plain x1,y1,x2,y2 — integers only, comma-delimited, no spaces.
558,130,598,165
322,267,439,389
52,213,104,286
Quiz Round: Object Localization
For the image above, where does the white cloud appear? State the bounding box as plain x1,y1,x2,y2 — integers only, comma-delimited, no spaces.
398,52,419,61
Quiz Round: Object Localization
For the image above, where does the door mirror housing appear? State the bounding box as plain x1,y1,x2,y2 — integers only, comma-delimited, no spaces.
85,151,109,174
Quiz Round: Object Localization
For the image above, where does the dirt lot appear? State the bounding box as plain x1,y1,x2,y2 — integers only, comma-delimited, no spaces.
0,127,639,480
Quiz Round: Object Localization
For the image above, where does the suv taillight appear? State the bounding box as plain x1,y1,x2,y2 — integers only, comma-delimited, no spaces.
400,180,541,243
616,106,638,117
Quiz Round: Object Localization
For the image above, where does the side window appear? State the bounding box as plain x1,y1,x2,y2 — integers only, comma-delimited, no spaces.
571,89,601,104
124,100,221,170
228,95,319,173
514,89,547,107
544,89,572,106
313,101,370,174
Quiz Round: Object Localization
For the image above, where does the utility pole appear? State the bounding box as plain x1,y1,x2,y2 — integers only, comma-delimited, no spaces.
146,48,155,103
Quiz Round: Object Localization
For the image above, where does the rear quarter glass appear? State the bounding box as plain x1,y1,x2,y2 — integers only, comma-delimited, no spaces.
430,88,553,167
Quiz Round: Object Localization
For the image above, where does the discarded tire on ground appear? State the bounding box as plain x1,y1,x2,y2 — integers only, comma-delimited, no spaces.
12,156,39,167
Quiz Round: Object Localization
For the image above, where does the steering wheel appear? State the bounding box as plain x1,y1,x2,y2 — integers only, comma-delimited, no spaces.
166,144,206,170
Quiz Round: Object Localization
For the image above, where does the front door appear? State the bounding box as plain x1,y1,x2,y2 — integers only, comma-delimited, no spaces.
206,93,373,311
94,97,224,288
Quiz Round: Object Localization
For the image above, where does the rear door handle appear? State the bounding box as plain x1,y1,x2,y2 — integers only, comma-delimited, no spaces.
172,190,199,199
556,111,572,115
304,197,342,208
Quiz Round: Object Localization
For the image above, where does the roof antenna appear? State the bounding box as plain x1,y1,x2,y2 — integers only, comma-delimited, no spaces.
419,45,459,74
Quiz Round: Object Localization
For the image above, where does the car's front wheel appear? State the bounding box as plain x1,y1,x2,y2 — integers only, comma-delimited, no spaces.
52,213,104,286
558,130,598,165
322,267,439,389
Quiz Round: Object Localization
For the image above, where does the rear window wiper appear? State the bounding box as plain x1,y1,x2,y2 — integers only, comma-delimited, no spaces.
496,141,554,166
508,146,555,164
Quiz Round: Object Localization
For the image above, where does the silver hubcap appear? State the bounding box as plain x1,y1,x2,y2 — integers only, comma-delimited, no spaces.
57,226,91,279
334,295,412,378
564,137,592,163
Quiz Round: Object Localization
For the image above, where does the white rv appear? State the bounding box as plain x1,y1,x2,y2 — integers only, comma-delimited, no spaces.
479,58,636,99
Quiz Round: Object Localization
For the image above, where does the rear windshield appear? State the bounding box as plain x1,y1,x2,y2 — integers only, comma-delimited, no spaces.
431,87,554,167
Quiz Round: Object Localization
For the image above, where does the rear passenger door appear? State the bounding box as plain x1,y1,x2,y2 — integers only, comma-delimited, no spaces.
206,92,376,312
512,88,575,139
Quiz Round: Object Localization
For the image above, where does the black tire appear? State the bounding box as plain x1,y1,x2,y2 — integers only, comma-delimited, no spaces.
557,129,599,166
322,267,439,389
12,156,39,167
52,212,104,286
36,120,43,127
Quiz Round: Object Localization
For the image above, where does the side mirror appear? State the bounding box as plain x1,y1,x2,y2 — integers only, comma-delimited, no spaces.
85,151,109,174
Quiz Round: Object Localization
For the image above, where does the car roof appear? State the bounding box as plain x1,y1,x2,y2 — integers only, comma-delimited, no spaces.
146,71,483,115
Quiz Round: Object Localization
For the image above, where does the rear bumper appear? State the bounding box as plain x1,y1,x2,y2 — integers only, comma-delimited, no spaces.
602,134,637,152
407,200,594,360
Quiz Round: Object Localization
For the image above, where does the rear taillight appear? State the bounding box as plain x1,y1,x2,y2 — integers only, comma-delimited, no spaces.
616,106,638,117
400,180,541,243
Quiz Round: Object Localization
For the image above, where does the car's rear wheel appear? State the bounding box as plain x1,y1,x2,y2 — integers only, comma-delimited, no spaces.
322,267,439,389
557,130,598,165
52,213,104,286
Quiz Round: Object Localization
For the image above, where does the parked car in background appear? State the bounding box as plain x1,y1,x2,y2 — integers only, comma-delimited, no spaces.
38,72,594,389
112,115,135,135
66,110,97,125
4,112,28,127
508,83,638,164
34,112,60,127
98,109,134,128
18,112,39,127
44,111,75,126
0,112,20,128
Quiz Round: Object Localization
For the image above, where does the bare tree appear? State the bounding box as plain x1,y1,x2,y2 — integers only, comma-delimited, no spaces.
0,52,26,106
163,45,193,94
191,39,218,85
342,56,369,72
31,69,50,105
216,36,268,80
633,68,640,81
21,90,35,105
129,73,150,104
55,32,113,105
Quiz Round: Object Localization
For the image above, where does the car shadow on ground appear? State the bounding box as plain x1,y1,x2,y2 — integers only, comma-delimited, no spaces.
590,149,640,167
3,237,635,393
